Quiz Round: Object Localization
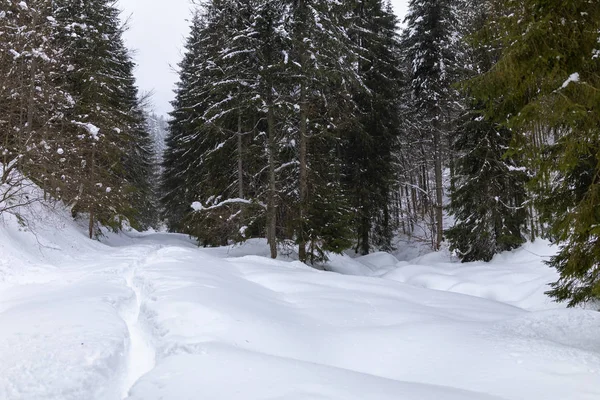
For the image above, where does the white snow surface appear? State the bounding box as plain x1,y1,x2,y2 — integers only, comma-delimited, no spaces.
1,205,600,399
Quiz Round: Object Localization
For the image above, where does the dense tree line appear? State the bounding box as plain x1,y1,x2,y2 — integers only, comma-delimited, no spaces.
162,0,600,306
161,0,403,263
2,0,598,307
0,0,157,236
466,0,600,305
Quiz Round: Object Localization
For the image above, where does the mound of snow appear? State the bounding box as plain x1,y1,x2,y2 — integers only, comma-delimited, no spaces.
0,180,598,400
0,171,104,285
334,240,560,311
122,244,599,400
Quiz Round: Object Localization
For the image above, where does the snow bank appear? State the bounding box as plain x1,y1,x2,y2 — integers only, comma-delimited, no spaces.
128,344,507,400
329,240,560,311
0,178,147,399
0,193,599,400
0,275,132,400
124,244,599,400
0,173,103,285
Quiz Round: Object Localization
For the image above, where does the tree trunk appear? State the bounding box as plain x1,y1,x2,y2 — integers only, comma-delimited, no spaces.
88,143,96,239
295,0,309,263
448,134,455,193
237,110,245,231
298,84,308,263
26,52,37,139
266,92,277,259
359,212,370,255
88,206,95,239
433,127,444,250
237,110,244,200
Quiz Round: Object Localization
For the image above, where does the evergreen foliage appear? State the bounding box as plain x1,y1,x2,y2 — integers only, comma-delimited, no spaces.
446,0,529,262
1,0,156,236
344,0,403,255
51,0,155,234
160,12,206,233
470,0,600,305
6,0,600,302
0,0,73,193
287,0,362,262
446,109,528,262
400,0,463,249
162,0,383,262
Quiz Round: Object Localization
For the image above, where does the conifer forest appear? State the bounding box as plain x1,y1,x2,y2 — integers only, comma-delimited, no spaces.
2,0,600,309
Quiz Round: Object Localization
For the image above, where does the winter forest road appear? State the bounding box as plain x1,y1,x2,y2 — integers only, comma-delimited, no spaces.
1,231,599,400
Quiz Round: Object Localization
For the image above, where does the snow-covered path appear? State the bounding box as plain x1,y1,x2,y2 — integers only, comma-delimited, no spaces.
120,249,157,398
1,229,600,400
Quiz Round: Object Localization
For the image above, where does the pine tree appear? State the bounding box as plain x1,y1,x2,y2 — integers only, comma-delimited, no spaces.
162,1,287,248
446,110,528,262
145,112,169,228
161,12,207,233
446,0,528,262
52,0,155,236
165,0,363,262
471,0,600,305
289,0,361,263
122,96,156,230
163,0,417,263
344,0,403,255
0,0,73,207
401,0,462,250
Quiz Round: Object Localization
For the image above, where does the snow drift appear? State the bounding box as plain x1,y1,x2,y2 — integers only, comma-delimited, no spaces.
0,193,599,400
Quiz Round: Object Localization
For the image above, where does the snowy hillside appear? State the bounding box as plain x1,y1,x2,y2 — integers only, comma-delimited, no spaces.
1,201,599,400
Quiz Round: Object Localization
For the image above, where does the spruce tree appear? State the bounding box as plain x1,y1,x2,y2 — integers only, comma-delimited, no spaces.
161,12,207,233
162,1,289,249
446,110,528,262
401,0,462,250
344,0,403,255
163,0,412,263
145,112,169,229
165,0,363,262
0,0,73,199
471,0,600,305
52,0,155,236
289,0,360,263
446,0,528,262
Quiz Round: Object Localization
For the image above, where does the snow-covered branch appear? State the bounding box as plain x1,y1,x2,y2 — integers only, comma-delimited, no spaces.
191,198,266,212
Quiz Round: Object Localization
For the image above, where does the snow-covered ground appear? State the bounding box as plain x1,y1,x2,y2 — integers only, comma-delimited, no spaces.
1,205,599,400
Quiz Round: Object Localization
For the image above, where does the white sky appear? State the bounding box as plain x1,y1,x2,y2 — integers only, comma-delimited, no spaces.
118,0,410,116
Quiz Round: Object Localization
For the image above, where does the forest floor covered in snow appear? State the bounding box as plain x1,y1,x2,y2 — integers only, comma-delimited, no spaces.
1,204,600,400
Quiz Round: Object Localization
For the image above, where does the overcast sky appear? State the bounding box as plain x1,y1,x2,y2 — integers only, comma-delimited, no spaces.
117,0,410,116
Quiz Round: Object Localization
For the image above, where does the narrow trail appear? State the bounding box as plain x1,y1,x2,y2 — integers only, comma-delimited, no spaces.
119,249,158,399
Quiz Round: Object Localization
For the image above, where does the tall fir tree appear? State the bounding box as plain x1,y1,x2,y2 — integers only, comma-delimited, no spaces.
446,0,529,262
446,110,528,262
344,0,403,255
161,11,207,233
471,0,600,305
162,1,288,248
400,0,462,249
52,0,155,236
145,112,169,229
1,0,155,232
0,0,73,200
288,0,361,263
164,0,366,263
